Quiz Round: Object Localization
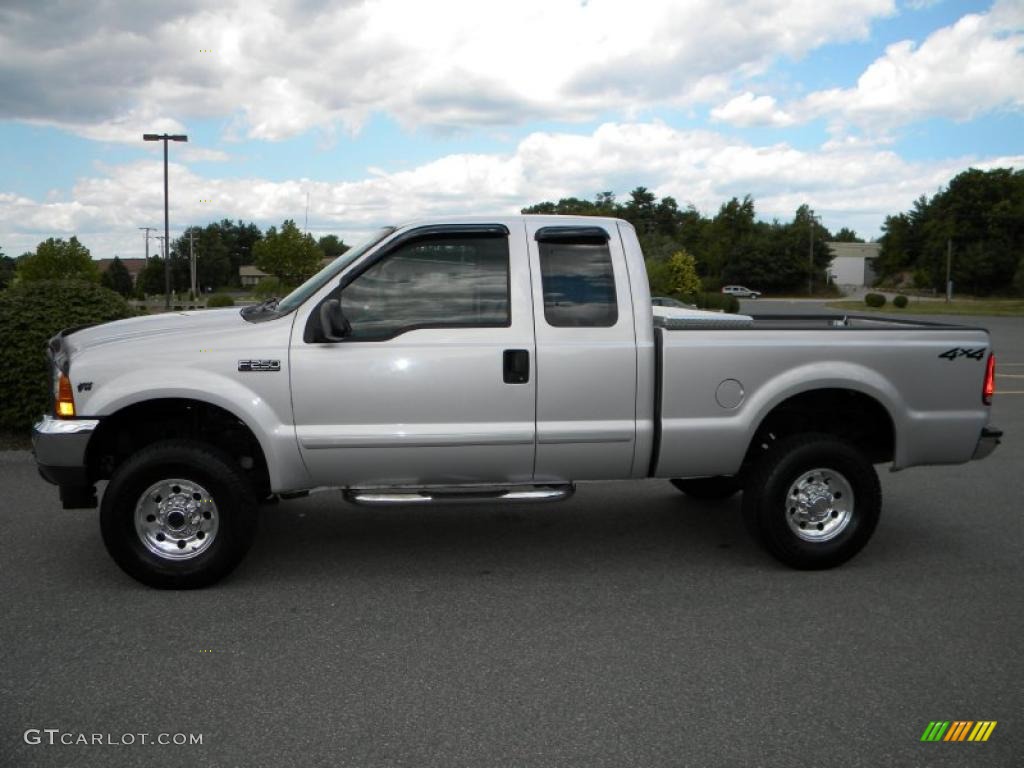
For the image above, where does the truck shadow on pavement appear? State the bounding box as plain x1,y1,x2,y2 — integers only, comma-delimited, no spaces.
239,481,772,585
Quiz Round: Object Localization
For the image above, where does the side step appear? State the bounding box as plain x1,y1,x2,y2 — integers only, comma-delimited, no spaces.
344,484,574,506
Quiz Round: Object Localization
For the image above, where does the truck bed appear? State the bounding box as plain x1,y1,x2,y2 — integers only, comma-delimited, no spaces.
652,315,991,479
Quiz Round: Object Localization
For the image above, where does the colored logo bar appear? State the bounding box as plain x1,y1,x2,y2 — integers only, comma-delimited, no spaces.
920,721,997,742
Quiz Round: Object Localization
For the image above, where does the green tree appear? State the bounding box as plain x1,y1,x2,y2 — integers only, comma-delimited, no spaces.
522,190,841,293
16,236,99,283
876,213,915,279
833,227,863,243
318,234,349,260
0,248,14,291
100,256,134,296
214,219,263,286
645,259,673,296
625,186,658,235
666,250,702,297
172,226,232,292
137,258,167,296
253,220,324,285
522,195,612,216
877,167,1024,294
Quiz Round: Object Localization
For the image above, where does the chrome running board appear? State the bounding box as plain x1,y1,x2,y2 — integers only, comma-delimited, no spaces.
344,484,574,506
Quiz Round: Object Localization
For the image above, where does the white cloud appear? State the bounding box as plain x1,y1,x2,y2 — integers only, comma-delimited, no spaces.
798,0,1024,129
711,92,796,127
3,120,1019,257
27,110,187,145
0,0,895,141
179,147,230,163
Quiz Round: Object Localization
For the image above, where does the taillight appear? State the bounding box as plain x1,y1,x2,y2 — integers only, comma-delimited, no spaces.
57,373,76,418
983,353,995,406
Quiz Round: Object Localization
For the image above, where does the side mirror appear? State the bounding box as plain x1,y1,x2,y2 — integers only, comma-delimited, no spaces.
318,298,351,342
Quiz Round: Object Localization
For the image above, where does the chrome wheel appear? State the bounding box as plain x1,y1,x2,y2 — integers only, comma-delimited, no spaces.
134,478,219,560
785,468,854,542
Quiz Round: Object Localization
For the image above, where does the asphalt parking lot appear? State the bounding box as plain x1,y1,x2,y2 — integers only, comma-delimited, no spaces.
2,301,1021,768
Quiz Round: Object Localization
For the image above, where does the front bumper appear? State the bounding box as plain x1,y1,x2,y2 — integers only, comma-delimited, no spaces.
32,415,99,488
972,425,1002,461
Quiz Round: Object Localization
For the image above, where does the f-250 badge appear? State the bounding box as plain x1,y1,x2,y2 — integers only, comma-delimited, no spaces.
938,347,985,361
238,359,280,372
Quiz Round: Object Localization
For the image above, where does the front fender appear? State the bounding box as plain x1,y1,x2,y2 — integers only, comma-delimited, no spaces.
80,367,309,492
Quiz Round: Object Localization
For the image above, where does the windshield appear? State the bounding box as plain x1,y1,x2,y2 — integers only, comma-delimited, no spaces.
274,226,396,314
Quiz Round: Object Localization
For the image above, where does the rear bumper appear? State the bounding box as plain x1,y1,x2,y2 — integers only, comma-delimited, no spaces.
32,415,98,493
972,426,1002,461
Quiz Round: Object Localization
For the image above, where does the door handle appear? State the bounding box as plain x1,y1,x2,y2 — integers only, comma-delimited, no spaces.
503,349,529,384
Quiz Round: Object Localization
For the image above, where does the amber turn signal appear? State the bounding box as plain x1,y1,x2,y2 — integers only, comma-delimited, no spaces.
57,373,76,418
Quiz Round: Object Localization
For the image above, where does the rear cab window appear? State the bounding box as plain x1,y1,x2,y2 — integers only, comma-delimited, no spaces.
535,226,618,328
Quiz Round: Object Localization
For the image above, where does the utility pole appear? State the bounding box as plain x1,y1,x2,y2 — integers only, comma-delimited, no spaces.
808,212,817,296
138,226,156,263
946,238,953,303
142,132,188,309
187,229,198,299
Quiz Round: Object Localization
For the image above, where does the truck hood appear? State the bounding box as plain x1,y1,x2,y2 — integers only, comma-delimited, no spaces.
64,308,249,356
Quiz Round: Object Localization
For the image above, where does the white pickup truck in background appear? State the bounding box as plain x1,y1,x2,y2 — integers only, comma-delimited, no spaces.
32,216,1001,587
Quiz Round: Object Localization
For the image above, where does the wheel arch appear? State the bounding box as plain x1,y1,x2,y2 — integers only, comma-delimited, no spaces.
743,386,897,470
86,398,272,499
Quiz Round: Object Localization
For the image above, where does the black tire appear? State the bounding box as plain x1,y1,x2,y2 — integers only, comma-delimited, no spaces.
100,439,259,588
742,433,881,569
670,476,741,500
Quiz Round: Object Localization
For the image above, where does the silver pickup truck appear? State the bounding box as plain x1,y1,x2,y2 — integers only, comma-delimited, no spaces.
32,216,1001,587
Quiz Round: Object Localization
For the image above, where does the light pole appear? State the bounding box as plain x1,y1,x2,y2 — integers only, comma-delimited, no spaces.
142,132,188,309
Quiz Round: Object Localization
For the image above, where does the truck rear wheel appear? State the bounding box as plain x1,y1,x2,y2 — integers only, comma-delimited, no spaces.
670,476,741,500
100,440,259,588
742,433,880,569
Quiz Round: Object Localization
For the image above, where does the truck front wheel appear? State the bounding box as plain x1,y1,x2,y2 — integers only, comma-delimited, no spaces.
100,440,259,588
742,433,881,569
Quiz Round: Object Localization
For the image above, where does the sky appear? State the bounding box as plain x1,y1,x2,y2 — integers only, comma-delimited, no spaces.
1,0,1022,260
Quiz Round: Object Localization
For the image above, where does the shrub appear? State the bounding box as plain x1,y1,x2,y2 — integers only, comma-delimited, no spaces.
253,276,294,299
893,294,909,309
692,292,740,314
206,293,235,308
0,280,133,431
700,275,722,293
864,293,886,308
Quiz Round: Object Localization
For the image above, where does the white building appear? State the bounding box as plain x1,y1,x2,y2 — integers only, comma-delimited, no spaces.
826,241,880,289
